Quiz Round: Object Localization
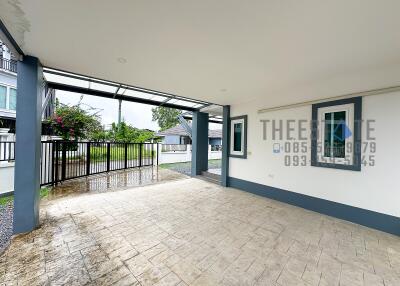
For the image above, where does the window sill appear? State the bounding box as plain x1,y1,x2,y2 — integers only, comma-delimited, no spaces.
311,161,361,171
229,154,247,159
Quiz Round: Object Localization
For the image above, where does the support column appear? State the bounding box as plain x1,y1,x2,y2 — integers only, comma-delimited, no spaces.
118,99,122,124
13,56,43,234
191,111,209,176
221,105,230,187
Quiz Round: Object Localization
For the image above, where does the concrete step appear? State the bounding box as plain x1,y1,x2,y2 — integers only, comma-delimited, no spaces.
201,171,221,181
201,170,221,183
197,175,220,185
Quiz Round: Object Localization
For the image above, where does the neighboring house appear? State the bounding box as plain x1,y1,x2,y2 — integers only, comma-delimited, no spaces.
0,42,55,134
156,124,222,147
0,42,17,131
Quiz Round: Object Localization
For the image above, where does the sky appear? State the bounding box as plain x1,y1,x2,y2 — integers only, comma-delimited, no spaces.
56,91,222,131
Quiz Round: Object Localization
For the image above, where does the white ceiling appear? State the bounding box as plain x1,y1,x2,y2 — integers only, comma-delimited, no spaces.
2,0,400,108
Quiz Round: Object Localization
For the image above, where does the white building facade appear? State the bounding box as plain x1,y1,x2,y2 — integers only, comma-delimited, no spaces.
0,42,17,124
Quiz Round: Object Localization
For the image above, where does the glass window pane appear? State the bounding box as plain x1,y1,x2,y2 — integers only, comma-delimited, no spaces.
333,111,346,158
323,111,346,158
324,113,332,157
9,88,16,110
0,86,6,109
89,82,118,93
233,122,242,152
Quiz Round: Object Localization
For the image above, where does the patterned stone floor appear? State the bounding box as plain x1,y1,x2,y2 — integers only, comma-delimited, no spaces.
1,177,399,285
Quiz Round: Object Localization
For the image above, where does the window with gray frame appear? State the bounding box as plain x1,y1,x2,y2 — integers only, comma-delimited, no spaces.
229,115,247,158
311,97,362,171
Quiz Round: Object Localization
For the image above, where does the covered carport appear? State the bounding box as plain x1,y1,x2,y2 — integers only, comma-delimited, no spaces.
9,59,229,233
1,2,400,286
0,22,230,234
1,0,246,235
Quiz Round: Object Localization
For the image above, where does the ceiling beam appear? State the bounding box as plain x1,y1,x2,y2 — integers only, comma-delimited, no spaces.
47,81,198,111
44,68,210,106
182,116,222,124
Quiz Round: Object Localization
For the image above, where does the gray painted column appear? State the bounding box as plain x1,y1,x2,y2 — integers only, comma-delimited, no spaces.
221,105,230,187
13,56,43,234
191,111,209,176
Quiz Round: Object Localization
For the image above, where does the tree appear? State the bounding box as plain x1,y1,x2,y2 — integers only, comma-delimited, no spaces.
106,122,154,143
90,129,108,142
151,107,182,131
48,100,102,140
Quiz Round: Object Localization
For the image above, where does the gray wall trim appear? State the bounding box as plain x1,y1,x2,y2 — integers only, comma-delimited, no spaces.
229,115,248,159
191,111,209,176
311,97,362,171
228,176,400,236
221,106,230,187
13,56,43,234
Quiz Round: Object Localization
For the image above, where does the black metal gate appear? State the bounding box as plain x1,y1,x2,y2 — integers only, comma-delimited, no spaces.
40,141,157,186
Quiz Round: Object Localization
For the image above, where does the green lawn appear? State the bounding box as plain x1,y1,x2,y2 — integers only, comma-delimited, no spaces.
90,146,154,162
65,146,155,162
0,187,50,207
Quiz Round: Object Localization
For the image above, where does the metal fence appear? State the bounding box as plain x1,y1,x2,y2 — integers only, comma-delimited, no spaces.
161,144,188,152
211,145,222,151
0,141,15,161
40,141,156,186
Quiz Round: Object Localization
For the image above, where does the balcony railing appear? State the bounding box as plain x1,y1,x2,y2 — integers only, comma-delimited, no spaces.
0,58,17,73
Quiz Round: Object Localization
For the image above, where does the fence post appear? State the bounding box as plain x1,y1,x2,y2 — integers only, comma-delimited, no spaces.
54,142,59,184
156,143,159,166
151,143,154,166
61,142,66,181
139,143,142,168
124,143,128,169
7,142,11,161
86,142,91,176
106,143,111,172
51,141,55,185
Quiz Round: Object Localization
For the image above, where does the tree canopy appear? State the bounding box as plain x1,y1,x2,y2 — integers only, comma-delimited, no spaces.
105,122,154,143
48,100,102,140
151,106,182,131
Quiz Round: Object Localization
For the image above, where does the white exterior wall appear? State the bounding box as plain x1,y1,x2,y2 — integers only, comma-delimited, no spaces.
158,144,222,164
229,91,400,217
209,149,222,160
0,162,14,194
0,133,15,195
159,150,191,164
